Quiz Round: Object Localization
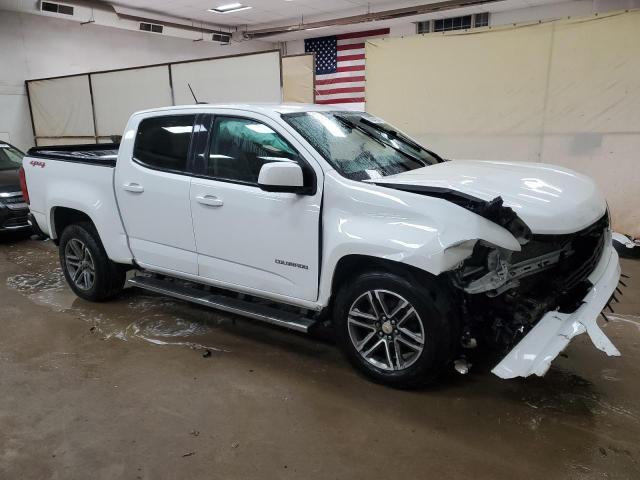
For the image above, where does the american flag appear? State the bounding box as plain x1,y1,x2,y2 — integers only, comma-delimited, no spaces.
305,28,390,110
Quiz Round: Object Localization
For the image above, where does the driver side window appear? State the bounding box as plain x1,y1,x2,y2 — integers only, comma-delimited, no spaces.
207,117,300,184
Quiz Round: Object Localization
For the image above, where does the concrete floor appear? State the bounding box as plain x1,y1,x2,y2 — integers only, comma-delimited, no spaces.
1,234,639,480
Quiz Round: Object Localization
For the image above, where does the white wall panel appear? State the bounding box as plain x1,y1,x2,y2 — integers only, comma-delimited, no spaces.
171,51,282,105
91,66,173,137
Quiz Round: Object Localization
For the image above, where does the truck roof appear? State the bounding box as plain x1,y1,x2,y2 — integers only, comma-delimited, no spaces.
134,103,357,118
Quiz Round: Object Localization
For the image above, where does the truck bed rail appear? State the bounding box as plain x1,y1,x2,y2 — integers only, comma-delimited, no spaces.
27,143,119,167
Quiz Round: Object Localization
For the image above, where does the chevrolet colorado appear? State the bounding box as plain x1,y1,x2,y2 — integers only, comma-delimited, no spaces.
21,104,622,388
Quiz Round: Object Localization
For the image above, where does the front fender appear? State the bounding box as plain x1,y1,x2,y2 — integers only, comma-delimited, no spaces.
318,172,521,305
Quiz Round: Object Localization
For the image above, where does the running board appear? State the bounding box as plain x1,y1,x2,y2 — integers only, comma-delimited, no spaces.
127,275,315,333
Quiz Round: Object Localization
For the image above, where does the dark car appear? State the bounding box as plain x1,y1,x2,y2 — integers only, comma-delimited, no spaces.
0,142,30,232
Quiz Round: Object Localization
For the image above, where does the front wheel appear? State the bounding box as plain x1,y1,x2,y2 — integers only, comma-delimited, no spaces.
334,271,459,389
59,222,126,302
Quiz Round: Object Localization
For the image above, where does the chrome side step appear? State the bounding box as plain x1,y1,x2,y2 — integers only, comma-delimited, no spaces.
127,275,316,333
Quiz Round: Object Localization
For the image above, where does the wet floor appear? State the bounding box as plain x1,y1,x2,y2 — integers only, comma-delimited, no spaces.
1,234,639,479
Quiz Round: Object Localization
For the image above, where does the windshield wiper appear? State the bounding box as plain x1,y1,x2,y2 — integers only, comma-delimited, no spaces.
334,115,426,166
359,117,427,155
334,115,388,148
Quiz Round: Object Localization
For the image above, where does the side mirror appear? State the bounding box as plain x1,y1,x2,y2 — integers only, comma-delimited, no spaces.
258,162,305,193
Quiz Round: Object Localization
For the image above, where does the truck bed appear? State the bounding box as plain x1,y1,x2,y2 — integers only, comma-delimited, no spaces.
27,143,119,167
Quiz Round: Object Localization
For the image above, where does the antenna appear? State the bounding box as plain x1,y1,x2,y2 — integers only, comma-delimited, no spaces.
188,83,199,104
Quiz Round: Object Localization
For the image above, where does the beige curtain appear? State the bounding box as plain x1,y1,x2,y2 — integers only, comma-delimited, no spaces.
282,54,315,104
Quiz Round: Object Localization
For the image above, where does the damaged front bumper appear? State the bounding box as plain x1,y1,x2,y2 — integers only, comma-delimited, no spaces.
492,243,621,379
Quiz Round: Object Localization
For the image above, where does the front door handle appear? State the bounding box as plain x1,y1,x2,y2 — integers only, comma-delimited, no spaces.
123,182,144,193
196,195,224,207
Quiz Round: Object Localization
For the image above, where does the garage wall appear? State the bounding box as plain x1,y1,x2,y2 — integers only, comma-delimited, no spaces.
0,10,273,151
366,11,640,236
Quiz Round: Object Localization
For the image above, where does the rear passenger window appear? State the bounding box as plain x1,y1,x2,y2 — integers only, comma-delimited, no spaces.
133,115,196,173
207,117,299,184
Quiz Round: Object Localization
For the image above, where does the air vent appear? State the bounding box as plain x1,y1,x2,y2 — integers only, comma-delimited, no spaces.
139,22,164,34
212,33,231,44
41,1,74,16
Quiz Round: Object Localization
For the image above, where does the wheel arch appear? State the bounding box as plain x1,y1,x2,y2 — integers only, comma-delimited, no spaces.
50,206,95,243
329,254,439,307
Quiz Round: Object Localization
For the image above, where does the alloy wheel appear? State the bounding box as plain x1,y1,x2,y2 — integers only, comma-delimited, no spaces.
64,238,95,291
347,289,425,371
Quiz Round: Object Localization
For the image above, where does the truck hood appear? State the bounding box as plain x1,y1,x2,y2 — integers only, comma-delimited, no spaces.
371,160,606,235
0,168,20,192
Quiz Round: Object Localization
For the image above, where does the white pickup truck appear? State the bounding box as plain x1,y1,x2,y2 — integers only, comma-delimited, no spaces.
22,104,622,388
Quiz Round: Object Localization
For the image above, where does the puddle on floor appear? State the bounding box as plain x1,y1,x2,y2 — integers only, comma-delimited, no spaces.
5,245,228,353
607,313,640,332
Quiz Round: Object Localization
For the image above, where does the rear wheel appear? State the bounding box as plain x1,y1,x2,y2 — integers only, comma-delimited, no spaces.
334,271,459,389
59,222,126,302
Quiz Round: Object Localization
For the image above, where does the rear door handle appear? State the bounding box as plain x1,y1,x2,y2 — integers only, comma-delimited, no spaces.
123,183,144,193
196,194,224,207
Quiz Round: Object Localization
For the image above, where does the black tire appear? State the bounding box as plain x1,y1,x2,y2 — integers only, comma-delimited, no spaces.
59,222,126,302
334,270,460,389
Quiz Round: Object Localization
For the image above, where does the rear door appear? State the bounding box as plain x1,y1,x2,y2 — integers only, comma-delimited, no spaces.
190,112,322,302
114,113,199,274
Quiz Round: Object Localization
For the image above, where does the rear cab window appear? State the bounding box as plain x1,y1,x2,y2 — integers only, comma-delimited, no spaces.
133,115,197,174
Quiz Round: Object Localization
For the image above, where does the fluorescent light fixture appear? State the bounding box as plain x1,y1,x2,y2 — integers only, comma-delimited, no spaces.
209,3,252,13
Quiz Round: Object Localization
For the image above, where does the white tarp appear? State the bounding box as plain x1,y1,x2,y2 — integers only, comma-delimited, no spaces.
170,51,282,105
91,65,173,137
28,75,95,138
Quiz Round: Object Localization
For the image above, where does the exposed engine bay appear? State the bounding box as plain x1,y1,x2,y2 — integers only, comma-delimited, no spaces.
452,211,610,353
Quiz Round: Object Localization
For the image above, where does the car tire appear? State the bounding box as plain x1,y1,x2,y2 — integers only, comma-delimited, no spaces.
59,222,126,302
334,270,460,389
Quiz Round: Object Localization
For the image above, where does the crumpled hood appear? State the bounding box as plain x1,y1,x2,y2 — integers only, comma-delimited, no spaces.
371,160,607,235
0,169,20,192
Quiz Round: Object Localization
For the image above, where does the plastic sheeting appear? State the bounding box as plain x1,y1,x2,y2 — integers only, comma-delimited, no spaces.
91,66,173,137
26,50,283,145
366,11,640,236
282,54,315,104
28,75,95,138
171,51,282,105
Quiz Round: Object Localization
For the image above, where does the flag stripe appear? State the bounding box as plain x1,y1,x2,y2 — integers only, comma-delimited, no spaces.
335,59,365,67
335,53,365,62
335,37,373,46
316,86,365,95
316,97,365,104
315,74,365,84
337,48,365,57
336,42,365,51
336,28,390,40
336,65,365,73
316,81,366,91
316,91,365,100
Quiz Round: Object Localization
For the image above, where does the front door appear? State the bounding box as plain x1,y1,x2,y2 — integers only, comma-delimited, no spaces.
115,113,198,275
190,114,321,301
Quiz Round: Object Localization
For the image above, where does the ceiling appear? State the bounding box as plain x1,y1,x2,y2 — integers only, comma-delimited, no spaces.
104,0,565,36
